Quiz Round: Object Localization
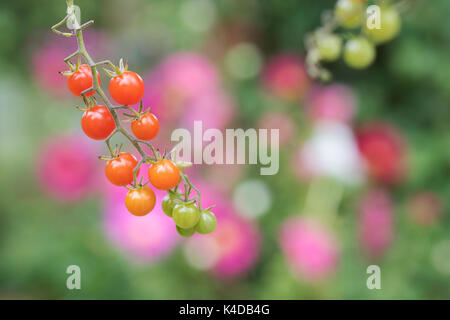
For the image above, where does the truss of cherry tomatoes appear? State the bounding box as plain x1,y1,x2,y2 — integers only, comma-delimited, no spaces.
51,0,216,237
306,0,403,81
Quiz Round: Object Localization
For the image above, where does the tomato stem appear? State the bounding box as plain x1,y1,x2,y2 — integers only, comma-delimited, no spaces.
180,173,202,211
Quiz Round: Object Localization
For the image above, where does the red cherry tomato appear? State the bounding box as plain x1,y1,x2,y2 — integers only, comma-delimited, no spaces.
67,64,100,97
81,105,115,140
125,186,156,216
105,152,140,186
131,113,159,140
109,71,145,105
148,159,180,190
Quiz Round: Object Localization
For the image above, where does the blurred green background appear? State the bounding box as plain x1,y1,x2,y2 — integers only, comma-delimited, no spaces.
0,0,449,299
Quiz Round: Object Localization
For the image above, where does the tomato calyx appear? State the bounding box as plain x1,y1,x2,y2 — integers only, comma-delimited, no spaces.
142,144,192,169
167,189,182,200
203,206,216,212
60,56,84,76
121,101,149,123
180,199,197,206
76,95,99,112
124,179,149,192
98,143,125,162
165,185,198,207
103,57,128,78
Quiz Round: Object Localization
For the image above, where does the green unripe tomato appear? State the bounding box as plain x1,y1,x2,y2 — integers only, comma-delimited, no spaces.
195,211,217,235
161,194,178,217
316,33,343,62
364,7,401,44
172,203,200,229
176,225,195,238
335,0,364,29
344,36,376,69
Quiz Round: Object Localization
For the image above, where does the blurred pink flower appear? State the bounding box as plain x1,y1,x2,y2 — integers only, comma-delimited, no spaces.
103,176,179,262
201,164,246,193
279,216,340,283
190,177,231,214
356,122,407,185
305,84,357,123
209,214,260,278
143,52,220,124
36,134,98,202
291,147,315,181
182,90,235,131
258,110,295,147
31,30,112,98
262,54,309,102
406,191,443,226
359,190,394,259
183,178,260,278
140,52,234,159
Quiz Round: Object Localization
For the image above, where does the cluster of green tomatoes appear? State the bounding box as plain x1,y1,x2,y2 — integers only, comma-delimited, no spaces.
162,192,217,237
313,0,402,70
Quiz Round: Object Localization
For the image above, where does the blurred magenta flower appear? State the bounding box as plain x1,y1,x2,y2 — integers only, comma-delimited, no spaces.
209,214,260,278
141,52,234,158
258,110,295,147
36,134,98,202
358,190,394,259
406,191,443,226
183,178,261,278
279,216,340,283
103,175,179,262
143,52,220,124
356,122,407,185
31,30,112,98
262,54,310,102
182,89,235,131
305,84,357,123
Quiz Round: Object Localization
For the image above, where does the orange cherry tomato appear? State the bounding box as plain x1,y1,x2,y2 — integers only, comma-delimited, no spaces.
131,113,159,140
148,159,180,190
67,64,100,97
81,105,115,140
109,71,145,106
105,152,140,186
125,186,156,216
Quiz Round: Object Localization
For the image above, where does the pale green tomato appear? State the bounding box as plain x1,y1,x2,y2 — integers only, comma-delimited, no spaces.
176,225,195,238
316,33,343,62
173,203,200,229
195,211,217,234
161,194,178,217
364,7,401,44
344,36,376,69
335,0,364,28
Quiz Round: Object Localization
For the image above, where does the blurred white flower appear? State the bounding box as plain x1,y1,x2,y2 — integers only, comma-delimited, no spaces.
299,121,365,185
183,236,220,270
232,179,272,219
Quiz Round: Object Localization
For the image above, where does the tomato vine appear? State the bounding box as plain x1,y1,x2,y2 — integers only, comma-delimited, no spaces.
51,0,216,236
